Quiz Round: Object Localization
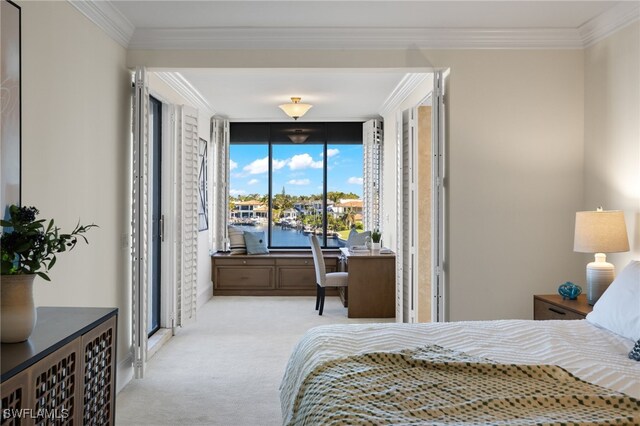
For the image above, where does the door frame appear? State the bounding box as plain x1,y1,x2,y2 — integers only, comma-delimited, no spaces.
148,89,178,331
395,70,447,323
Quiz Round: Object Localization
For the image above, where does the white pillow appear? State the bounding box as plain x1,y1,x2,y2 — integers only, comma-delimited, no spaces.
346,229,370,248
227,226,247,255
586,260,640,341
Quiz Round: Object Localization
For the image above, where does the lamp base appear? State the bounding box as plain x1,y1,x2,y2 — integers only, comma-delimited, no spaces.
585,254,615,305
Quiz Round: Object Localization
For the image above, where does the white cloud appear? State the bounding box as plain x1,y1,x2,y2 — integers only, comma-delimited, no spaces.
243,157,268,174
288,179,310,185
230,159,238,170
242,157,288,175
289,153,322,170
230,189,246,196
348,177,363,185
273,159,288,170
326,148,340,157
248,179,259,185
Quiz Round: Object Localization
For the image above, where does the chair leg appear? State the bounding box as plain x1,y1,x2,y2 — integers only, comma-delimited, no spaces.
319,287,326,316
315,284,320,311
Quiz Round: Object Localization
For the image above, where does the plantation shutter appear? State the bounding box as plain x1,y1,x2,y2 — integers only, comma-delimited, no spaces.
400,108,418,323
175,105,199,327
433,71,447,322
211,117,230,252
131,67,149,378
395,111,404,323
362,119,383,232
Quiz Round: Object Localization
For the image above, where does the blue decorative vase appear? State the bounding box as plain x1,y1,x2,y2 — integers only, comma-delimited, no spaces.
558,282,582,300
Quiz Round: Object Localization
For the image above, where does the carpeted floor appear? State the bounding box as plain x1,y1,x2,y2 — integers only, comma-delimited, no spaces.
116,296,392,425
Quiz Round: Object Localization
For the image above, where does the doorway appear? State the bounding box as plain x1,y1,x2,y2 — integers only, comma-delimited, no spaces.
397,71,446,323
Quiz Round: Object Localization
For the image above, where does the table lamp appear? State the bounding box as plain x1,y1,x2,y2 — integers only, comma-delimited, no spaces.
574,208,629,305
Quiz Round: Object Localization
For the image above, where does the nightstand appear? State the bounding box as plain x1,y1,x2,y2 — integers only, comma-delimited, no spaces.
533,294,593,320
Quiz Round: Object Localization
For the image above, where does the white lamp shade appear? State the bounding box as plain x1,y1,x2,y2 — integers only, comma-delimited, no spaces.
574,210,629,253
279,97,313,120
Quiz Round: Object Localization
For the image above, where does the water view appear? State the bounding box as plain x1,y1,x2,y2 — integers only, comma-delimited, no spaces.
232,224,345,248
229,142,364,248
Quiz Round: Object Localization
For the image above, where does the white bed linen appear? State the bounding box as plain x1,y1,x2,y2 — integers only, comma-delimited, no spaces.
280,319,640,424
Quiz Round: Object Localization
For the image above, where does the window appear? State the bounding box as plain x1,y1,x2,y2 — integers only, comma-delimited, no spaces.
228,123,363,248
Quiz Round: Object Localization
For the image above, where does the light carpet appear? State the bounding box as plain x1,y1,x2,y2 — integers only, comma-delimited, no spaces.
116,296,392,425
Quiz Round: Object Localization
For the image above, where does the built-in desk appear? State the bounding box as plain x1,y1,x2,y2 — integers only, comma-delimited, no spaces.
340,247,396,318
211,251,341,297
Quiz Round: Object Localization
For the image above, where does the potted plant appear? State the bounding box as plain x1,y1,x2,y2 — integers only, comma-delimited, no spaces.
1,205,96,342
371,229,382,251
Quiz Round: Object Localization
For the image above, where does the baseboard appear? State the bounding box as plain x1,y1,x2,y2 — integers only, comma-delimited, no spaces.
198,280,213,308
116,353,133,394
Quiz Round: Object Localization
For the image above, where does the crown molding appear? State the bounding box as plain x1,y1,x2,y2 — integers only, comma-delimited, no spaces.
579,1,640,48
69,0,639,51
67,0,134,48
129,27,585,50
154,72,215,116
378,74,429,117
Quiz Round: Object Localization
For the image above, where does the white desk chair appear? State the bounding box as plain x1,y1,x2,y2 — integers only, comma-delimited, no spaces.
309,235,348,315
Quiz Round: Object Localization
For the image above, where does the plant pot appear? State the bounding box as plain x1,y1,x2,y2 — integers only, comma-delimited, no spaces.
371,242,381,251
1,274,37,343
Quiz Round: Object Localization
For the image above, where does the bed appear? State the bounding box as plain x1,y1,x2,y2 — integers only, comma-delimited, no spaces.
280,261,640,425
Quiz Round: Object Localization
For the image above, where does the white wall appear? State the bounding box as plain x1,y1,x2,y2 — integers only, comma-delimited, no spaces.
584,22,640,269
383,52,586,320
147,74,214,309
128,48,587,321
19,0,132,380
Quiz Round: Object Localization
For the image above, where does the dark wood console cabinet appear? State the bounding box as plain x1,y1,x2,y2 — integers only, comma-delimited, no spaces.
212,252,342,297
1,307,118,425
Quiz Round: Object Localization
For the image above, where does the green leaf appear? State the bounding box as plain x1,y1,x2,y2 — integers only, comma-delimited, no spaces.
36,272,51,281
48,255,56,269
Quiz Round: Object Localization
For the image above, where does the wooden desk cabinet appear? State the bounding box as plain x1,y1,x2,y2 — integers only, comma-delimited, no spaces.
343,250,396,318
1,307,118,425
533,294,592,320
211,252,340,296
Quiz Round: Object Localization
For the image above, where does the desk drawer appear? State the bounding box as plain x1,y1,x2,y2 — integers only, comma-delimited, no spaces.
215,267,274,289
278,267,316,289
534,299,586,320
276,258,313,267
214,258,274,266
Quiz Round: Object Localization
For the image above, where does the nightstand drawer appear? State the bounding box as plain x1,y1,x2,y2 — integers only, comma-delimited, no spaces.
534,299,586,320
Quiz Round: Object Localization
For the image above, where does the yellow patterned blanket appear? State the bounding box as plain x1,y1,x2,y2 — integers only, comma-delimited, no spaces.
288,345,640,425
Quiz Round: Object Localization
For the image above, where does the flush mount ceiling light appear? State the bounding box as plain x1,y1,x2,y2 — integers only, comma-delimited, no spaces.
279,97,312,120
287,129,309,144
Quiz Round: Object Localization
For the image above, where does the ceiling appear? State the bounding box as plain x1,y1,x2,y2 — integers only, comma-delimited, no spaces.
80,1,636,121
173,69,412,121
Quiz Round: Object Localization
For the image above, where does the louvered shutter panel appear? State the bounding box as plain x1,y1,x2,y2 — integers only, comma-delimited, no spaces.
363,119,383,232
211,117,230,252
132,67,149,378
176,106,199,327
395,111,404,322
400,108,418,323
433,71,447,322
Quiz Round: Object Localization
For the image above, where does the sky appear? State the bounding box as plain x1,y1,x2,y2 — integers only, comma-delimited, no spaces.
229,144,363,198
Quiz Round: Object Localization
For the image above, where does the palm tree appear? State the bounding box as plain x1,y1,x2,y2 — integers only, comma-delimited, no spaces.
342,208,356,229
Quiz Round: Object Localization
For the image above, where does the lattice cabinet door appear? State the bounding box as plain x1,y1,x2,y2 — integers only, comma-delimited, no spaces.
30,338,82,425
80,317,116,426
1,369,32,426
